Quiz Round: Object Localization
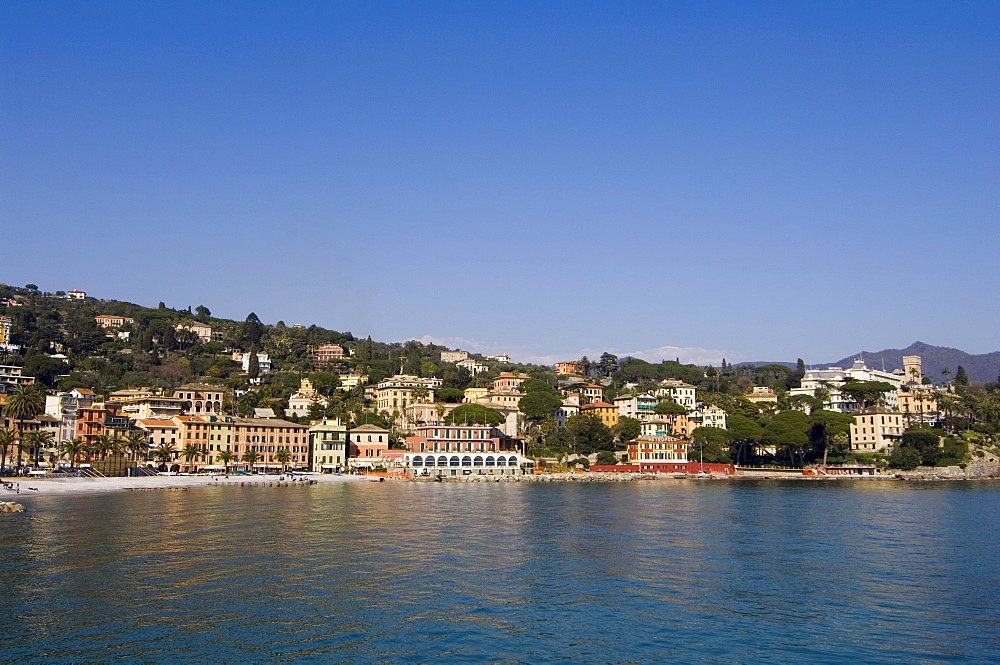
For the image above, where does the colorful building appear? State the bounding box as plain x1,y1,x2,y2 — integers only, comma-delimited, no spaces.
579,401,619,428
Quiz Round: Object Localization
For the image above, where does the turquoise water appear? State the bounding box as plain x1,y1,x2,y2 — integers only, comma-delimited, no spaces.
1,480,999,663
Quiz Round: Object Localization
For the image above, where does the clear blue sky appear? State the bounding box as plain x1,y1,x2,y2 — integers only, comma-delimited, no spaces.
3,1,997,365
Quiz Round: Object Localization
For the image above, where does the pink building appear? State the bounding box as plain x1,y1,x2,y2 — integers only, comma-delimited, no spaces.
404,425,521,454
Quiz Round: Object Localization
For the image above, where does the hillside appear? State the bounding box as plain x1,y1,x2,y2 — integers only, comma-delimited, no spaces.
827,342,1000,384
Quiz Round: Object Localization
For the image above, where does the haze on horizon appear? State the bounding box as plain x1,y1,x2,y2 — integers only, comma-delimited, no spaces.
2,1,997,366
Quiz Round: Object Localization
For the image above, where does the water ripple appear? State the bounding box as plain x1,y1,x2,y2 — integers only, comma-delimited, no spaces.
2,481,1000,663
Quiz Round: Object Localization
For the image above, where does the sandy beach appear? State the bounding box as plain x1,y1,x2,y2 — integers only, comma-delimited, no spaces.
1,473,368,496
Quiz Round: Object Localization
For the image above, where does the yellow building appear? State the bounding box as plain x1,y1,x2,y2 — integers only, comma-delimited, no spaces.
850,408,903,453
580,401,619,428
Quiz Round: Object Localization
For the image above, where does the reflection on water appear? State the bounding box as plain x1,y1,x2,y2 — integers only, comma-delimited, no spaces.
1,481,999,663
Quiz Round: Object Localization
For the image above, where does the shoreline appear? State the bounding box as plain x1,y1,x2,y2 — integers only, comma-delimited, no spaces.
1,473,367,497
5,468,997,497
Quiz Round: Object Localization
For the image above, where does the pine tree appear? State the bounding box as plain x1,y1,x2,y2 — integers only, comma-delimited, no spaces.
247,346,260,379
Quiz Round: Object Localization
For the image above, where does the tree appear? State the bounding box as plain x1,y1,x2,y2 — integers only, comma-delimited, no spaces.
305,401,325,421
788,358,806,390
195,305,211,321
26,431,55,467
91,434,118,460
598,352,618,377
59,438,88,469
519,390,563,421
0,428,15,475
242,312,265,347
308,372,341,396
247,347,260,379
955,365,969,387
182,443,204,471
900,428,943,466
691,427,734,463
727,414,764,464
216,449,235,473
612,416,642,444
654,400,687,416
152,442,176,466
436,387,465,403
241,448,261,470
809,409,854,465
274,448,292,472
595,450,619,466
888,445,921,470
445,403,505,427
566,415,613,455
839,381,897,409
762,410,811,465
3,383,45,468
236,391,261,418
22,355,69,388
122,430,150,462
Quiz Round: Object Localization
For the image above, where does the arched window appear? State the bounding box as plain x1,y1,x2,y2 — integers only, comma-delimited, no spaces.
485,456,495,466
449,456,460,467
495,457,506,467
412,456,423,467
462,456,472,467
437,456,449,467
473,456,483,467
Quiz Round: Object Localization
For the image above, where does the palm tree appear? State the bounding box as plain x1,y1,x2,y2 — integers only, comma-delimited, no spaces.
216,449,235,473
0,427,15,477
28,431,55,467
3,384,45,470
274,448,291,473
122,430,150,463
241,448,261,472
152,442,177,469
59,438,88,469
182,443,204,472
90,434,117,461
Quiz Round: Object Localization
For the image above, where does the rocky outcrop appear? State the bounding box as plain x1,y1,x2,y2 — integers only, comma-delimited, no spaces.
964,463,1000,479
0,501,25,512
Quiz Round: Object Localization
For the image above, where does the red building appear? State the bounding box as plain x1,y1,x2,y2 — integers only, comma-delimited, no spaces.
627,435,689,473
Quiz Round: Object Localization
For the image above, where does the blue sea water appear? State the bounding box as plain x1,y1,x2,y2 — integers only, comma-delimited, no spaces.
1,480,999,664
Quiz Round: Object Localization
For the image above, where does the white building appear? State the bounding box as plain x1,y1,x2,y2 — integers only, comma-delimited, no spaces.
654,380,697,409
789,359,903,413
240,352,271,374
689,405,727,429
456,358,490,375
554,395,580,428
404,451,533,477
286,378,328,418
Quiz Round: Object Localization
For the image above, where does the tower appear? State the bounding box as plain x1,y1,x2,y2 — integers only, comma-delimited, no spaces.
903,355,922,384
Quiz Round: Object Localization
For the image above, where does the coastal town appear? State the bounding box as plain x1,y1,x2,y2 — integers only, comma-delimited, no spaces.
2,283,998,484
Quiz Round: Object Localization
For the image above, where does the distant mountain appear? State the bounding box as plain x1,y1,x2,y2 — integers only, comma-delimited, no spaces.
824,342,1000,385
